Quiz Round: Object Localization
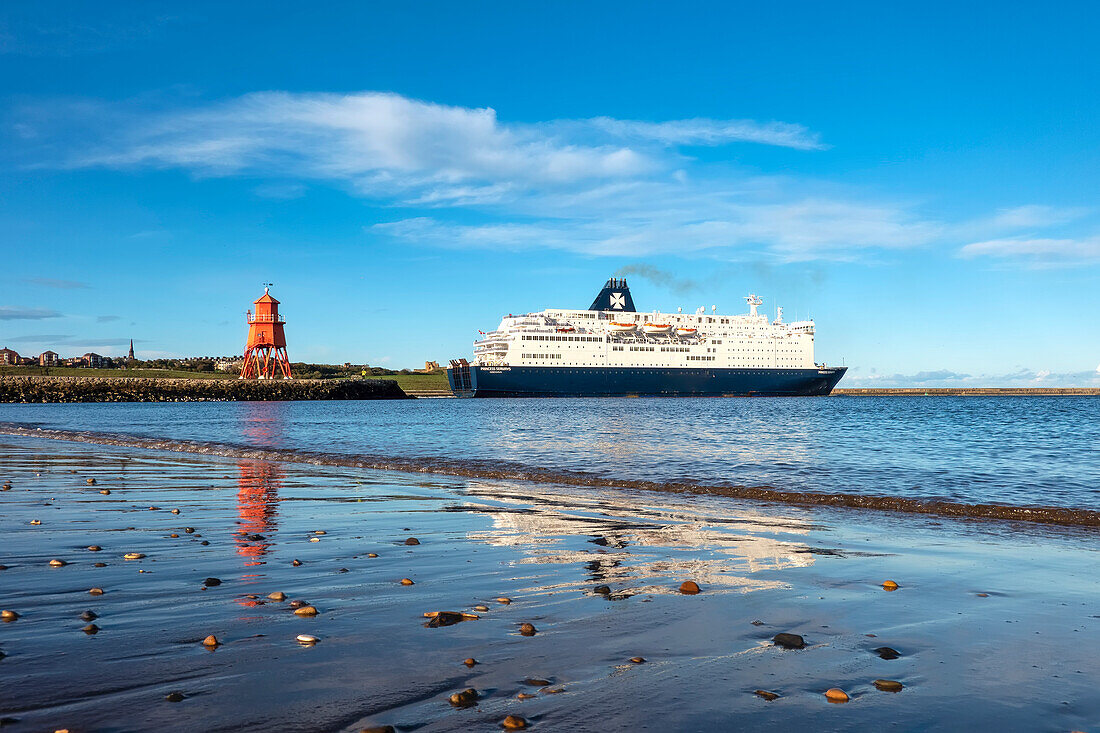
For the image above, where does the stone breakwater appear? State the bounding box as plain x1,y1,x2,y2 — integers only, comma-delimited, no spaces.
0,376,408,403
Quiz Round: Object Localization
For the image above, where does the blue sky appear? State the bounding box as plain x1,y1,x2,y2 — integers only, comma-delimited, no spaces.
2,1,1098,386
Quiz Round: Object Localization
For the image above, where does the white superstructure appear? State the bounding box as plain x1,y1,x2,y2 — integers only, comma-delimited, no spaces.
472,285,821,371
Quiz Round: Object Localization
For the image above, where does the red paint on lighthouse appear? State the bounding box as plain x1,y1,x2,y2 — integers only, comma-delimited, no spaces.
240,286,293,379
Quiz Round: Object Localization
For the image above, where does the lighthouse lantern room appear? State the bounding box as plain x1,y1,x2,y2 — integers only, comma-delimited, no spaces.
240,285,293,379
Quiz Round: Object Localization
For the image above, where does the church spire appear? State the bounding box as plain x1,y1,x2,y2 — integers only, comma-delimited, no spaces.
127,339,135,362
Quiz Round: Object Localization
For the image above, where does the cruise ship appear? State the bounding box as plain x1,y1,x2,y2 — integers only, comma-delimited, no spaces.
446,278,846,397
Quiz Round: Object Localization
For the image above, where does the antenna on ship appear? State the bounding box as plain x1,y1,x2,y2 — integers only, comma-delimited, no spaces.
745,294,763,317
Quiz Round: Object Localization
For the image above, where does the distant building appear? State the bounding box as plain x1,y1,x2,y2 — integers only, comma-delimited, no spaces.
127,339,135,364
0,347,19,365
414,360,441,373
215,359,244,373
83,353,106,368
39,351,59,367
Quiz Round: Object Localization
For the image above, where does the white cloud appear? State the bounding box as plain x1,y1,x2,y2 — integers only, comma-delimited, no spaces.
583,117,826,150
984,205,1089,229
959,236,1100,265
19,90,1095,264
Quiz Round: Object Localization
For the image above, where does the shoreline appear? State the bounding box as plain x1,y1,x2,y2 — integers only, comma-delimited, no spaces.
3,424,1097,529
0,375,409,402
833,387,1100,396
0,437,1096,732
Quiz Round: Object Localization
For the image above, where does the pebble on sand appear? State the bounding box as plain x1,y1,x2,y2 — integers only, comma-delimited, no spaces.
309,537,320,543
358,727,395,733
519,623,537,636
292,559,303,567
93,562,106,568
165,692,185,702
679,581,701,595
400,578,415,585
82,623,100,635
629,657,646,664
99,489,111,495
81,610,98,621
825,688,849,703
87,546,102,551
448,688,480,708
89,587,105,595
170,509,180,515
882,580,900,591
296,634,319,644
123,553,145,560
86,478,96,485
49,559,67,567
314,531,327,535
873,646,901,660
294,605,319,617
873,679,904,692
772,633,806,650
517,692,536,700
169,534,179,538
594,585,611,595
463,658,478,667
404,537,420,545
523,678,550,687
268,591,286,601
367,553,379,558
204,577,221,587
288,600,309,609
1,610,20,621
201,635,220,647
501,715,528,730
754,690,780,701
495,597,512,605
30,520,42,526
424,611,469,628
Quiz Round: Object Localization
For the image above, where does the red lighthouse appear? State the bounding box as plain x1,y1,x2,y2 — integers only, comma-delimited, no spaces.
240,285,293,379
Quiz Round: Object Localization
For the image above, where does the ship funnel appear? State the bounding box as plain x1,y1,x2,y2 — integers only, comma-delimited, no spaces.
589,277,636,312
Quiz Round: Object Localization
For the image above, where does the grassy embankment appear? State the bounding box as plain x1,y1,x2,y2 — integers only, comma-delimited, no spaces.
363,373,450,391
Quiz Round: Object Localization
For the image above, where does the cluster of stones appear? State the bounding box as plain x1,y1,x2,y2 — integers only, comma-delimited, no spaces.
0,375,409,403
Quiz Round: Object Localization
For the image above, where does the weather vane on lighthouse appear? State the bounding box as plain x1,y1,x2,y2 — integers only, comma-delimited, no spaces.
240,283,293,379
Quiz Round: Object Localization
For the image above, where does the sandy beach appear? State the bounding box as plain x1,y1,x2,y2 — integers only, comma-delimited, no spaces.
1,434,1097,732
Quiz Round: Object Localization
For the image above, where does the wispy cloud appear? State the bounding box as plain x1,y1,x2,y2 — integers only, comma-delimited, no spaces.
24,277,90,289
15,90,1095,265
958,236,1100,266
96,315,121,323
584,117,826,150
0,306,62,320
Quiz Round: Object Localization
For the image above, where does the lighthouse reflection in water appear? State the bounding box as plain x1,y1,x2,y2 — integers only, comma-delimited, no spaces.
234,402,286,565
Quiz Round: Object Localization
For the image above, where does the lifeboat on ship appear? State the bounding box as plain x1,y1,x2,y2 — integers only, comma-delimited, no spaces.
556,326,575,333
674,327,698,337
608,322,637,333
642,322,673,335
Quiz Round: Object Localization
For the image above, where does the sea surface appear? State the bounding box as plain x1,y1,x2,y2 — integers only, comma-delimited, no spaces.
1,395,1097,511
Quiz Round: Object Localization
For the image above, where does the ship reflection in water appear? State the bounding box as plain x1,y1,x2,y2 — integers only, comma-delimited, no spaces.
464,481,817,598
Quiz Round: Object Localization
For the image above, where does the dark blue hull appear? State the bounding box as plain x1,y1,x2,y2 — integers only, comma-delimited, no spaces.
447,365,846,397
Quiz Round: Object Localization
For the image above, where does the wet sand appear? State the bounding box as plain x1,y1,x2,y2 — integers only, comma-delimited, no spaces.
1,435,1098,732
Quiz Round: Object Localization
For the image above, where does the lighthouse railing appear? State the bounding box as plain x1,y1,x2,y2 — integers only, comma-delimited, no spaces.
247,314,285,323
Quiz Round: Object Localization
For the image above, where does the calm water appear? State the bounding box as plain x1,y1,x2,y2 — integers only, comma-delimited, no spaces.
1,396,1097,510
